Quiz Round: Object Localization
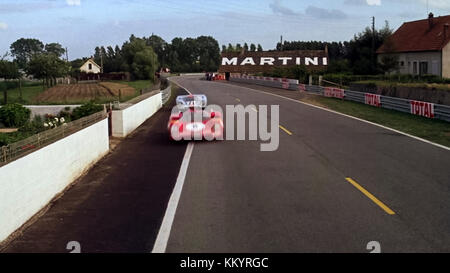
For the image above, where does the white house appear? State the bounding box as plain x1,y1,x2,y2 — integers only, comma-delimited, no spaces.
80,59,102,74
377,13,450,78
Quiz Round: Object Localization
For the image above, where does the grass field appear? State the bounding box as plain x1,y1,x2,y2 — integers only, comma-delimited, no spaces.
119,80,155,92
0,80,154,105
302,94,450,148
0,82,43,105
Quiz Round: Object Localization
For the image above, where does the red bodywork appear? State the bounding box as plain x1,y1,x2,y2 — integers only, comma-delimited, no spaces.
168,108,224,141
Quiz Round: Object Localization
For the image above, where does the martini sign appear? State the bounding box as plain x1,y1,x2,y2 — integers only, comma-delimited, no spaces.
219,50,328,73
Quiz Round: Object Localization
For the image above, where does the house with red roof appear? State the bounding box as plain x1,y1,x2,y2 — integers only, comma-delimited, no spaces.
377,13,450,78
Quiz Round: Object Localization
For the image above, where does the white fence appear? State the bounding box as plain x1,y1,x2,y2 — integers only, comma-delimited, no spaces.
0,117,109,242
111,91,163,137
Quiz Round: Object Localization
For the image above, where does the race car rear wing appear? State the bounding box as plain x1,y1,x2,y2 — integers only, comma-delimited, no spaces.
176,94,207,108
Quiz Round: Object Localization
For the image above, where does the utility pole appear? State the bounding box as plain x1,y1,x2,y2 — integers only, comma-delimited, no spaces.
100,51,104,73
280,35,283,51
372,16,375,70
65,47,69,62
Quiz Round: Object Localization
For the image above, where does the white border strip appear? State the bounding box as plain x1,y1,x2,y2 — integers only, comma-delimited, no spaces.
222,82,450,152
152,142,194,253
152,78,195,253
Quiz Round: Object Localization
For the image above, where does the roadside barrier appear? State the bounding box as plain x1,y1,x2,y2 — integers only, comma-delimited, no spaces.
0,112,109,242
161,85,171,104
230,75,450,122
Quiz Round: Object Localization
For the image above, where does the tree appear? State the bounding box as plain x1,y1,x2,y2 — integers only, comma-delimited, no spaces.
90,34,220,74
146,34,167,68
45,43,66,58
121,37,159,80
0,60,22,104
26,53,70,89
250,43,256,52
243,43,249,52
346,21,393,74
236,43,242,52
196,36,221,72
10,38,44,69
257,44,263,51
227,43,234,52
378,35,399,74
221,45,227,53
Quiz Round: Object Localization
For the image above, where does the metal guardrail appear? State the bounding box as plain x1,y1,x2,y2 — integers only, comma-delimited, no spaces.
161,84,172,104
230,76,450,123
0,111,107,166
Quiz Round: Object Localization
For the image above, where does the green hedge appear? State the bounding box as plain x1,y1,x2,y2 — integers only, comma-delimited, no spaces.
0,103,31,127
72,102,104,120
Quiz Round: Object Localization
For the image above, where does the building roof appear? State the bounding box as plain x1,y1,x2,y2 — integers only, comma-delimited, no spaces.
81,58,101,69
377,14,450,54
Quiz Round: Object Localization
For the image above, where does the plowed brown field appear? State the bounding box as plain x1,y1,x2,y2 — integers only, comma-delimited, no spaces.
34,82,136,103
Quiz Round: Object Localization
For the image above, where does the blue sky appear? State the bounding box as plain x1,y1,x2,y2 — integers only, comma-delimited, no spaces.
1,0,449,60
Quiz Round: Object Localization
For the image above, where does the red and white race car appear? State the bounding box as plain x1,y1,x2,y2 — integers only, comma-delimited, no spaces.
168,95,223,141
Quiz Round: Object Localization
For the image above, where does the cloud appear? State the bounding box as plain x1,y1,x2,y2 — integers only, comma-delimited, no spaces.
420,0,450,9
66,0,81,6
366,0,381,5
269,0,297,16
344,0,367,5
269,1,347,20
305,6,348,20
0,22,7,30
344,0,381,6
398,11,423,19
0,2,53,14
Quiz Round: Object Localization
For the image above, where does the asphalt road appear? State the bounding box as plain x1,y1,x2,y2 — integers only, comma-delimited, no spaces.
165,76,450,253
2,76,450,253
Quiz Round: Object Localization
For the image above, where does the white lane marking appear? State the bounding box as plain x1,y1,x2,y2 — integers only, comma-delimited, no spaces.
220,82,450,152
152,142,195,253
152,79,195,253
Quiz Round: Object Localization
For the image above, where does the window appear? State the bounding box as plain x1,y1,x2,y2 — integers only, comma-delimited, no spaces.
413,62,417,74
419,62,428,75
400,61,404,67
88,63,92,70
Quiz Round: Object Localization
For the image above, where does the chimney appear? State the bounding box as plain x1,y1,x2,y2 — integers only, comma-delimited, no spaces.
444,24,449,43
428,12,434,30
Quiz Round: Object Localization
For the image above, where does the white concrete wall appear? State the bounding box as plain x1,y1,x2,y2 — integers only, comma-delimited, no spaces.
25,105,80,118
379,51,442,76
0,118,109,242
111,92,162,137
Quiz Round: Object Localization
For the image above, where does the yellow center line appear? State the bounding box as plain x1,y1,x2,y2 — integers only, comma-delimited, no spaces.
251,107,258,112
345,177,396,215
235,98,241,102
279,125,293,136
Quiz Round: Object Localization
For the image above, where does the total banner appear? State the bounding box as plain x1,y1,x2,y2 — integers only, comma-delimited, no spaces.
365,93,381,107
410,100,434,118
324,87,345,99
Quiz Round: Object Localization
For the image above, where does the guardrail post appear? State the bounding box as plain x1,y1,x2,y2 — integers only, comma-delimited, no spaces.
2,146,6,163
